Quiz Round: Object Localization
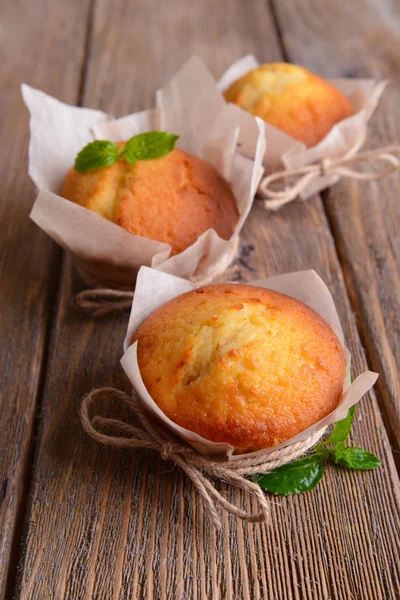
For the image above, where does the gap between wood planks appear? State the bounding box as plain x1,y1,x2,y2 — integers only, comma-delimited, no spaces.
4,0,98,594
265,0,400,471
77,0,97,108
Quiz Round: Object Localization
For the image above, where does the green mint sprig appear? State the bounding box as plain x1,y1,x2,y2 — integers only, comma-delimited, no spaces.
255,403,381,496
74,131,179,172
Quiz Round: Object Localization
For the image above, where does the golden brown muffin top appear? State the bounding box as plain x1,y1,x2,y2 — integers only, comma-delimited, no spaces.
224,63,354,147
133,284,345,453
60,147,238,255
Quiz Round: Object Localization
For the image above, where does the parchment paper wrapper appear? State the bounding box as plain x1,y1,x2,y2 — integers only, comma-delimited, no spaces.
22,56,265,289
121,266,378,459
218,55,387,199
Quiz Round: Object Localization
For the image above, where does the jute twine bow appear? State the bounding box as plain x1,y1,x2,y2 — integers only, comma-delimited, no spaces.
258,144,400,210
81,386,327,529
74,289,135,317
74,236,240,317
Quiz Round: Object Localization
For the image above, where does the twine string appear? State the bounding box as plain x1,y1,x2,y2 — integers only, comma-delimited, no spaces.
258,144,400,210
80,387,326,529
73,289,135,317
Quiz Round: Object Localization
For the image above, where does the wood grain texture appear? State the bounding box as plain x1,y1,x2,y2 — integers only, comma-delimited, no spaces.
270,0,400,452
15,0,400,599
0,0,92,597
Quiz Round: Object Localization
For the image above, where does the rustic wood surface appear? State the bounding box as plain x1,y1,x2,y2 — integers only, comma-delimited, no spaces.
0,0,399,599
0,0,92,598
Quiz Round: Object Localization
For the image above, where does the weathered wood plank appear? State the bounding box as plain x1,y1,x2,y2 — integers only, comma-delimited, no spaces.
269,0,400,451
17,0,400,598
0,0,92,597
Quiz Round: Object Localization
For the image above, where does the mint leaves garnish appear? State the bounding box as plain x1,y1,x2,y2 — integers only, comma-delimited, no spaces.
74,140,120,172
74,131,179,172
256,455,325,496
255,404,381,496
122,131,179,163
332,444,381,470
324,404,355,445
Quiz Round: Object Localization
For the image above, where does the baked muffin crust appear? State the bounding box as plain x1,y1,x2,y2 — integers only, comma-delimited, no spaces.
224,63,354,147
61,147,238,255
133,284,345,453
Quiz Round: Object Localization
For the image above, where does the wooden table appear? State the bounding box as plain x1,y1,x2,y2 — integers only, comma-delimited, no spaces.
1,0,400,598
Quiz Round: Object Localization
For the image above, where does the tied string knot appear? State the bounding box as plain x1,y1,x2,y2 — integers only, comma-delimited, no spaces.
319,158,331,177
159,441,187,461
80,386,326,529
258,144,400,211
74,236,240,317
73,289,134,318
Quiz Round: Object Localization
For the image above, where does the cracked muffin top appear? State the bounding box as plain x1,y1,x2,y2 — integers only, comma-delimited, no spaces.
223,63,354,147
60,147,238,255
132,283,345,453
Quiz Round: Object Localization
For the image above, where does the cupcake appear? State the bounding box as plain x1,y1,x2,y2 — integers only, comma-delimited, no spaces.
223,63,354,147
132,283,345,453
61,145,238,256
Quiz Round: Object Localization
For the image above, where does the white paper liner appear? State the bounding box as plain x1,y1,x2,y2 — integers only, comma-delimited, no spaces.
218,55,387,199
121,267,378,459
22,56,265,288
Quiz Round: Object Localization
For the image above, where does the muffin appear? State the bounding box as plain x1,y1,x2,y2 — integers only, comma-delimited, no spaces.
133,283,345,453
61,147,238,255
223,63,354,147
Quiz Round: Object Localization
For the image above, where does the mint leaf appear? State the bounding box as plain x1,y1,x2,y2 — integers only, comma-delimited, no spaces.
74,132,179,173
331,441,345,462
74,140,119,172
120,131,179,164
255,455,324,495
325,405,356,445
333,446,381,470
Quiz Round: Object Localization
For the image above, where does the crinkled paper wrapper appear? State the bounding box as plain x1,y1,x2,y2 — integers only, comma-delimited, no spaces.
218,55,387,199
22,57,265,289
121,266,378,459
